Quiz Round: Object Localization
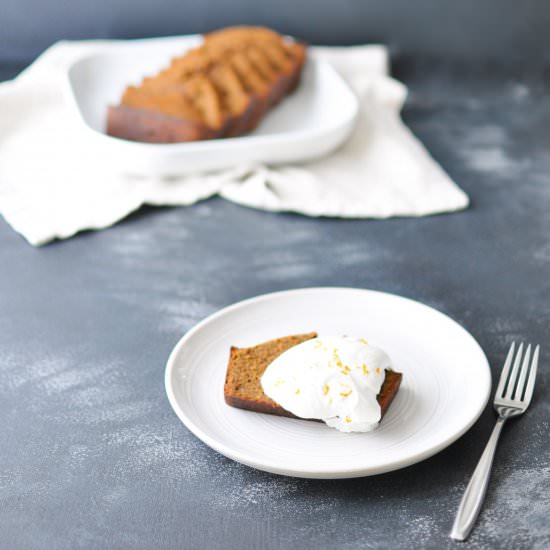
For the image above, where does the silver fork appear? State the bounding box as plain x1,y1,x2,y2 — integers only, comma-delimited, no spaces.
450,342,540,541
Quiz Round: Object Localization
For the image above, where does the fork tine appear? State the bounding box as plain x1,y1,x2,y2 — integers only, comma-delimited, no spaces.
513,344,531,400
504,343,524,399
496,342,516,398
522,345,540,405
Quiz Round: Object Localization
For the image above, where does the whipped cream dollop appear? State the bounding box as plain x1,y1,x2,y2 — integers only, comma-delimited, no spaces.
261,336,392,433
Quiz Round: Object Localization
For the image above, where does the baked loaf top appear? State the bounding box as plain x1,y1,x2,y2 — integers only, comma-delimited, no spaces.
224,333,402,420
108,26,307,143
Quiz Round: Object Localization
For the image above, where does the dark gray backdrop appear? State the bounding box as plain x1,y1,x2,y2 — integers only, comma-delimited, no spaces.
1,2,550,550
3,0,550,65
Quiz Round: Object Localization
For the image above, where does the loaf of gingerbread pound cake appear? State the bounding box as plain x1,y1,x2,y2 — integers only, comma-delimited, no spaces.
107,27,307,143
224,333,402,420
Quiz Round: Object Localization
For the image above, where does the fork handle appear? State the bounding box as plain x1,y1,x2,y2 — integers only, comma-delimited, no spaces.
450,416,507,541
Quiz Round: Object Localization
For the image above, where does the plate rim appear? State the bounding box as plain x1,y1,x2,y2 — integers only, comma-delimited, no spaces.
165,287,492,478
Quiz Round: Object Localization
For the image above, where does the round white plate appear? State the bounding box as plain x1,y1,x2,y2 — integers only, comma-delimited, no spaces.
165,288,491,479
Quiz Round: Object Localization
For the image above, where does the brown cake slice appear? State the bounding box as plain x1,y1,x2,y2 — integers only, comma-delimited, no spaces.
224,333,402,420
107,26,307,143
204,26,286,48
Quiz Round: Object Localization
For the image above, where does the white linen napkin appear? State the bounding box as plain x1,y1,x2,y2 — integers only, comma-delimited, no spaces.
0,39,468,246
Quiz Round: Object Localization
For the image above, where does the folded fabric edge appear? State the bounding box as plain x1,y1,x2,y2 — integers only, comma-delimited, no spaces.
0,198,145,246
219,190,470,220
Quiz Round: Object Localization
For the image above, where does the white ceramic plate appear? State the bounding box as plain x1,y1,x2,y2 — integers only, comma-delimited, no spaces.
165,288,491,479
65,36,358,175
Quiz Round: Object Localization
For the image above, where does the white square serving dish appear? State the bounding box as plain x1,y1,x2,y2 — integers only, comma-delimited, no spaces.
65,36,359,176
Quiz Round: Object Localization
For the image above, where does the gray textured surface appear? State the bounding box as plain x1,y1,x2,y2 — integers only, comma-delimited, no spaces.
0,60,549,550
